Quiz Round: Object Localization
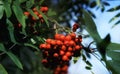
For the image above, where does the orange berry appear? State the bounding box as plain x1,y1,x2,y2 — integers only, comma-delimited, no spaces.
50,40,56,45
59,34,65,41
64,41,69,46
61,45,66,51
65,51,72,57
34,11,39,16
62,55,69,61
56,40,63,45
65,35,72,41
70,32,76,39
39,44,46,49
55,34,61,40
61,65,68,72
38,14,43,19
69,40,75,46
75,45,82,50
24,12,30,16
46,44,51,49
68,47,73,52
33,8,37,11
46,39,52,44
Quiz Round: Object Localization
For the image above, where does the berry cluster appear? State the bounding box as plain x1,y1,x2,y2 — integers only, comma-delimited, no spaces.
24,6,48,22
39,32,82,74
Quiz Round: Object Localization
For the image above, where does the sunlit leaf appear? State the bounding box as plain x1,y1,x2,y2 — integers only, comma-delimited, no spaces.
7,19,18,44
6,52,23,70
0,64,8,74
82,9,102,43
107,5,120,12
0,1,4,19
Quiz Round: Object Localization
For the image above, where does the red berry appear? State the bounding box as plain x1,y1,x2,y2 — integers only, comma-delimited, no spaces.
59,50,65,56
53,53,59,57
41,59,48,64
61,65,68,72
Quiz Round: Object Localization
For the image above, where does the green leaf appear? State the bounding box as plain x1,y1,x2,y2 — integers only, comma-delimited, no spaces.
98,34,110,56
73,57,79,64
0,64,8,74
7,19,18,44
24,43,39,51
107,5,120,12
6,52,23,70
39,0,44,5
3,2,12,18
85,66,92,70
27,9,39,19
107,60,120,74
47,9,56,16
103,1,110,6
12,2,26,35
0,1,4,19
107,50,120,61
107,43,120,50
112,20,120,28
0,43,6,52
26,0,34,9
90,1,96,8
109,13,120,23
106,43,120,74
82,9,102,43
86,61,92,67
36,7,49,27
